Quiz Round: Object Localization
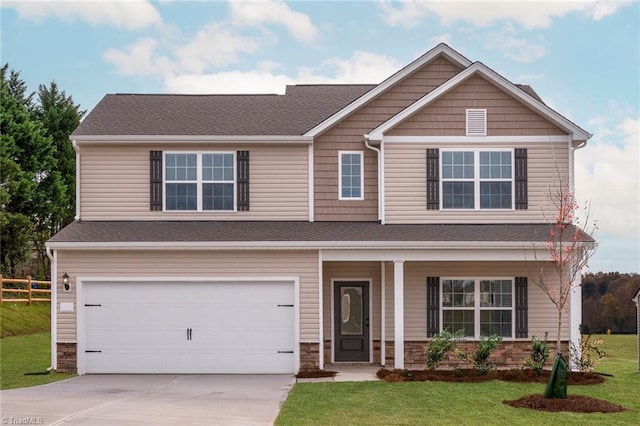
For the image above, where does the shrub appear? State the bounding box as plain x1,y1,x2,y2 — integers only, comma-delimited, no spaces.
424,330,464,370
570,333,606,372
457,334,503,375
524,332,551,375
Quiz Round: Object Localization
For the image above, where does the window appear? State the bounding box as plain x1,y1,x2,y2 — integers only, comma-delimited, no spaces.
339,151,363,200
164,152,235,211
441,150,513,209
441,278,514,338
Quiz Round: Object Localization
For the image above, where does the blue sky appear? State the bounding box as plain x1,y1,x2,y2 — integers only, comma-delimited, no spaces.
2,0,639,273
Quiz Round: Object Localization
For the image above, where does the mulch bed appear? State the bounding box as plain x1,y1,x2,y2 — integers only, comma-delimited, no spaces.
376,368,604,385
377,368,624,413
295,369,337,378
504,394,626,413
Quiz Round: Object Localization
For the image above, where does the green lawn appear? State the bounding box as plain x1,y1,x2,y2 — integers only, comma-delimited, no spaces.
0,332,75,389
1,302,52,337
276,334,639,425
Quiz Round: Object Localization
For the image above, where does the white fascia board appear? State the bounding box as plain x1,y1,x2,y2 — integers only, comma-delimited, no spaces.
72,135,313,144
323,248,553,262
46,240,549,251
303,44,472,137
368,62,591,142
382,135,571,144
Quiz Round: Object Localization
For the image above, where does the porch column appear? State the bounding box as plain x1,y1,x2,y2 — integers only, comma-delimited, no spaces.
569,273,582,371
394,260,405,369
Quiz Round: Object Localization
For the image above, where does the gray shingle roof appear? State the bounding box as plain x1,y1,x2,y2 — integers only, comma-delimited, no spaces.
48,221,592,245
72,84,375,136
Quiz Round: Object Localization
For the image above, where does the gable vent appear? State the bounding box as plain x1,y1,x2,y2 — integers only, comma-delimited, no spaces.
466,109,487,136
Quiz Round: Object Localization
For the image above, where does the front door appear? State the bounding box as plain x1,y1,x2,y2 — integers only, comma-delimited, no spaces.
334,281,369,362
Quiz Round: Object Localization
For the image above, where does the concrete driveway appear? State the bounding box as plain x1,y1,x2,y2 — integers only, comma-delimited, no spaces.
0,374,295,425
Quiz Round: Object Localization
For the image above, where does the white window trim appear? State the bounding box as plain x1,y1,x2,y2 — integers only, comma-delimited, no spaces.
440,277,515,339
163,151,237,212
440,148,514,211
466,108,487,136
338,150,364,201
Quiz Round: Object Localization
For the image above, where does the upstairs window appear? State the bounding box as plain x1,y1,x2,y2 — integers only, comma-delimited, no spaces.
441,150,513,210
164,152,235,211
339,151,364,200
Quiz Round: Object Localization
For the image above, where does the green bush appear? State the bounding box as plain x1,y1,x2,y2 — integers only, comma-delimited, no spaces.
524,332,551,375
424,330,464,370
458,334,502,375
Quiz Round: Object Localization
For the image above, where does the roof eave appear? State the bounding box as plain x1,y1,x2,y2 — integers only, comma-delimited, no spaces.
71,135,314,143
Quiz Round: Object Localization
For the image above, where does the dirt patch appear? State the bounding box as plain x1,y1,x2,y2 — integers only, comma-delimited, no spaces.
504,394,626,413
295,369,337,378
376,368,604,385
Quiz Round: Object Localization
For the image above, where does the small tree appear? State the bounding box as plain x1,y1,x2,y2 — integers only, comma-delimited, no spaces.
530,179,598,355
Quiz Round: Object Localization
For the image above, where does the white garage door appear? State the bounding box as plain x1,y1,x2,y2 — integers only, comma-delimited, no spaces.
81,280,296,374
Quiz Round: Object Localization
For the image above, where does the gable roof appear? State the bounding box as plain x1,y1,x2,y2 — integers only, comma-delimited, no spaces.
72,84,374,138
303,43,472,137
366,62,592,142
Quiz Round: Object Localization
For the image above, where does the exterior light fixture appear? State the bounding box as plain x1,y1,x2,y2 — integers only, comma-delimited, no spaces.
62,273,70,291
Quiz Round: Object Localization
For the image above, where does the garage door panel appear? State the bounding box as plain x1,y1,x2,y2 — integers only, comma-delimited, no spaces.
82,280,296,374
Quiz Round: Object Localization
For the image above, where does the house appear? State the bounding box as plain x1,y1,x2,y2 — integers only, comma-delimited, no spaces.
46,43,592,374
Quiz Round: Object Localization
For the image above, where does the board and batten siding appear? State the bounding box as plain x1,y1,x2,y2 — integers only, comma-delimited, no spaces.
383,261,569,341
322,261,382,341
387,74,568,137
79,144,309,220
384,141,569,223
314,55,464,221
56,250,319,343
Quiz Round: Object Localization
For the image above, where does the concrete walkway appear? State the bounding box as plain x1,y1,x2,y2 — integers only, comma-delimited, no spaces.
297,365,380,383
0,374,294,425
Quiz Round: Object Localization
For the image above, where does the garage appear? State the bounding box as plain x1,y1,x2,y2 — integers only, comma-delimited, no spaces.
78,279,297,374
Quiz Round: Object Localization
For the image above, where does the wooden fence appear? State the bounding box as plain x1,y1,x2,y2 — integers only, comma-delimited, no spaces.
1,275,51,304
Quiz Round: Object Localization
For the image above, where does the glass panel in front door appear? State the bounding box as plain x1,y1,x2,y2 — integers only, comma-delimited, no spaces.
340,286,362,335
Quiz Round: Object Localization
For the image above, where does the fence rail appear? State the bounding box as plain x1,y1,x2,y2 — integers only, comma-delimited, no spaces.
0,275,51,304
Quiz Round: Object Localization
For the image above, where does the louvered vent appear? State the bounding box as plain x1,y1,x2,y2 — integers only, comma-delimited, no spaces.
466,109,487,136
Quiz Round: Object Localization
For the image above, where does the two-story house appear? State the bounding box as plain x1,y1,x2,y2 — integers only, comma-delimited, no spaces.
47,43,592,374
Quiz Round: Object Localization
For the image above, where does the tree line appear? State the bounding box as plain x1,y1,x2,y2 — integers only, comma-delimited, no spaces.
581,272,639,334
1,65,84,279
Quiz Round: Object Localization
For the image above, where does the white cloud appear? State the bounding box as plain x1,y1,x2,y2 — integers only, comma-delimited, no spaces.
575,115,640,241
104,38,173,76
229,0,319,43
3,0,161,30
162,50,402,94
485,24,547,63
378,0,632,29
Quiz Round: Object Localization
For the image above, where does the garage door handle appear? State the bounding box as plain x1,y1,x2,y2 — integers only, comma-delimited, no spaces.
187,328,193,340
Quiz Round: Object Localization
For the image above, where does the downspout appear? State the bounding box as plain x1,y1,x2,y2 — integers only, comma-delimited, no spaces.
363,135,383,224
46,246,57,371
72,139,80,220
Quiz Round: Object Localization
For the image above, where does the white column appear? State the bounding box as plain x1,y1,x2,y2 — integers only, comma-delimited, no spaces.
394,260,405,369
381,261,386,366
569,273,582,371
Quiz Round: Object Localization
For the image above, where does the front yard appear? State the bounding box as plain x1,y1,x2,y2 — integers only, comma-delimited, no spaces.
276,334,639,425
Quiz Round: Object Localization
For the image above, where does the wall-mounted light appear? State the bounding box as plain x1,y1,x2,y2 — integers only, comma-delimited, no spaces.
62,273,70,292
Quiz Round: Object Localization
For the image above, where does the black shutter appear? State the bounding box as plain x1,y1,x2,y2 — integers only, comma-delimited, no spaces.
426,276,440,337
426,149,440,210
150,151,163,211
515,277,528,338
515,149,528,210
237,151,250,211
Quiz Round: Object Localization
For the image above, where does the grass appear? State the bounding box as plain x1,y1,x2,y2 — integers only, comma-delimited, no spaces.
1,303,74,389
276,334,639,425
1,302,52,337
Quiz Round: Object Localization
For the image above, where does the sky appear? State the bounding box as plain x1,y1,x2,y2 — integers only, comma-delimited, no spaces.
1,0,639,273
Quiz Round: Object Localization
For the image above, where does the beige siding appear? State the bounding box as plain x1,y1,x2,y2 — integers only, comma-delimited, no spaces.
315,55,463,221
56,250,319,343
385,141,569,223
384,261,569,341
79,144,309,220
322,262,382,342
388,74,568,136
